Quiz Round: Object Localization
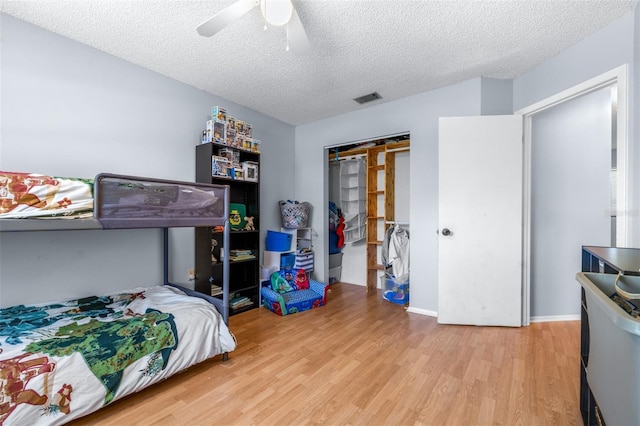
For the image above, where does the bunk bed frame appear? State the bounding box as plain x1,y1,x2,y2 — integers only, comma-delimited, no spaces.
0,172,231,324
0,172,235,424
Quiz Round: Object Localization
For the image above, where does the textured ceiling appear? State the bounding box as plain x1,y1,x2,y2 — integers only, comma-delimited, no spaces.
1,0,637,125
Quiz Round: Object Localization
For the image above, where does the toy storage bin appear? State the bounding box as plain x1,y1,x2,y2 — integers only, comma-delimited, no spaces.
280,253,296,269
265,230,293,251
329,252,343,269
295,251,314,272
382,276,409,305
279,201,311,229
576,272,640,426
329,266,342,284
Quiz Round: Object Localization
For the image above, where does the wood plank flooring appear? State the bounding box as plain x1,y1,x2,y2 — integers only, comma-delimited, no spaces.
71,283,581,425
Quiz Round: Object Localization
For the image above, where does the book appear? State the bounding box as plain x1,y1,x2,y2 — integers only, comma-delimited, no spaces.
231,300,253,310
230,249,253,255
230,296,253,309
210,284,223,296
229,254,256,261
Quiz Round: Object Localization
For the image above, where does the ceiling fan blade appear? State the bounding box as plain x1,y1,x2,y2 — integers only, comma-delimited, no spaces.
197,0,258,37
287,6,310,54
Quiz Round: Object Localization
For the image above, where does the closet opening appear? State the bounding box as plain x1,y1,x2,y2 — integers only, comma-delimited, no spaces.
325,133,410,295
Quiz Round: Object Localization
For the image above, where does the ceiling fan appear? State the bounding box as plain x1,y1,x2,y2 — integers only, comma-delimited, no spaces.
197,0,310,53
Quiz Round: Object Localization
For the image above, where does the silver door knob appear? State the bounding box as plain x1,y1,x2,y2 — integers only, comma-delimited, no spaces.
441,228,452,236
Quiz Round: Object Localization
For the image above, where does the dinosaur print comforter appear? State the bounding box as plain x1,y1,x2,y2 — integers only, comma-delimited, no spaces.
0,285,236,425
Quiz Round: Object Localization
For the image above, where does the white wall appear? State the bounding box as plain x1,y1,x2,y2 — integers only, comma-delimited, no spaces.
0,14,295,307
295,79,483,313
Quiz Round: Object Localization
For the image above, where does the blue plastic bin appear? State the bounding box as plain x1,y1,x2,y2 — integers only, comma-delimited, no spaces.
382,276,409,305
266,230,292,251
280,253,296,269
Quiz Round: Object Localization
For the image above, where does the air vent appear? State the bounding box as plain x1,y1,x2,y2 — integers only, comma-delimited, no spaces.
353,92,382,104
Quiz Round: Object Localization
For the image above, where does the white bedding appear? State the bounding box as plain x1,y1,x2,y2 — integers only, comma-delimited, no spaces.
0,285,235,425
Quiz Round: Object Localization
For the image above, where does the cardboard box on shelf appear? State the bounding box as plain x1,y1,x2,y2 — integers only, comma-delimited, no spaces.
211,106,227,122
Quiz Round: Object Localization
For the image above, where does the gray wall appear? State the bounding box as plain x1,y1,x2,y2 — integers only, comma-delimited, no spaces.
480,78,513,115
295,10,639,319
514,10,638,249
635,5,640,244
295,78,483,314
1,9,638,319
0,14,295,307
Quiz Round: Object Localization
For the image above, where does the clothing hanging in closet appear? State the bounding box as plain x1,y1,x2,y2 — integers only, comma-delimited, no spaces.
382,224,410,278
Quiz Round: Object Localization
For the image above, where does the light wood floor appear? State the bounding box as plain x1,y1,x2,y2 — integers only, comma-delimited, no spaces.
72,283,581,425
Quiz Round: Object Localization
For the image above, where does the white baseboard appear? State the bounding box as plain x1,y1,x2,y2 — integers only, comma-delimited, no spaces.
530,314,580,323
401,307,579,323
406,307,437,317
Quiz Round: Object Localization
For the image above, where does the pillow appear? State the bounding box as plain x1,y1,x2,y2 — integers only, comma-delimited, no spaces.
271,271,293,294
293,268,309,290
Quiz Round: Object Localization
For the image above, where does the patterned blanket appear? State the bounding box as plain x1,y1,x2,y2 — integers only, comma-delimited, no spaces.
0,171,93,219
0,286,236,425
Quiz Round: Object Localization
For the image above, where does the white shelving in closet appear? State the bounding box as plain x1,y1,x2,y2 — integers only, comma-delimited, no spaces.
339,158,366,242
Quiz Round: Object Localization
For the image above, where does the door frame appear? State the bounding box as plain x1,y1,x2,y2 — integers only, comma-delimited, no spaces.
515,64,630,326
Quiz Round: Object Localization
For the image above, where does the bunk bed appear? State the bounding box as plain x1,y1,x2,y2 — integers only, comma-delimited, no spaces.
0,172,235,425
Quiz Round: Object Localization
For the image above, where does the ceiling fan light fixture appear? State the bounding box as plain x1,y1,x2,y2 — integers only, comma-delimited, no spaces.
260,0,293,26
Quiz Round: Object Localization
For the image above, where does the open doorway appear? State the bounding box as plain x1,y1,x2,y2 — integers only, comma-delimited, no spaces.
518,64,630,324
325,133,410,292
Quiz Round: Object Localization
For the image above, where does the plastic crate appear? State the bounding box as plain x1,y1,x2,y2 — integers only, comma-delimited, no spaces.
329,252,343,269
381,276,409,305
265,230,292,251
280,253,296,269
329,266,342,284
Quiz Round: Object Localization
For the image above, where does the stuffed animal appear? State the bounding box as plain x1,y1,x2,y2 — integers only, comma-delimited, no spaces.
244,216,255,231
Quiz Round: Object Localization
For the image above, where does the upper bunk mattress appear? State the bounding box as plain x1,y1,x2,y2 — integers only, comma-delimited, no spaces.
0,172,228,229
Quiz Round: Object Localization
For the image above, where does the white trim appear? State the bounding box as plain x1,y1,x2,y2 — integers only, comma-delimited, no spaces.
530,315,580,323
521,117,532,327
516,64,630,326
406,307,437,317
516,66,623,116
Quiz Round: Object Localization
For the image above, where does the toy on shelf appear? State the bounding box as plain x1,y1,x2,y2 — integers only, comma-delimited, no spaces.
244,216,255,231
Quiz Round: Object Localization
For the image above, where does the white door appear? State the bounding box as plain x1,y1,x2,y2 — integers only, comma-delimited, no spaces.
438,115,523,326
